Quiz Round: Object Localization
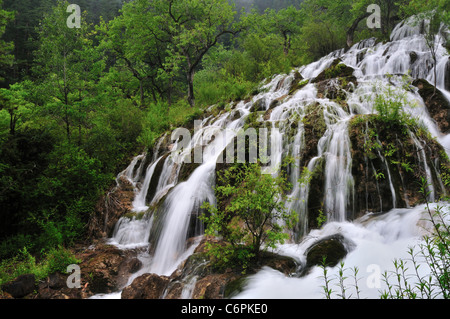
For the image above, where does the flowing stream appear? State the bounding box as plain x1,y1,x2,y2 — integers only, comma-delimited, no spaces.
93,17,450,299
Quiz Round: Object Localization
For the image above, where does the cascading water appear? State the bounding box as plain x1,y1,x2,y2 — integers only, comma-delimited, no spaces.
233,203,445,299
95,17,450,299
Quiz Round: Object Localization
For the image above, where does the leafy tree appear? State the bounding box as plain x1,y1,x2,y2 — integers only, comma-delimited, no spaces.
201,163,297,271
0,127,55,241
155,0,239,107
0,0,14,84
0,81,33,135
299,0,400,58
32,141,112,246
33,0,104,142
99,0,173,107
242,6,304,56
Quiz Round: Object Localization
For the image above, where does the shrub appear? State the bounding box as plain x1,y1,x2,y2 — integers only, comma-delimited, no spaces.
0,246,80,287
201,163,298,272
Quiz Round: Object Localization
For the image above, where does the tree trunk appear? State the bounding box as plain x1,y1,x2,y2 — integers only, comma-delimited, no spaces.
64,91,71,142
168,77,173,107
283,32,290,56
9,112,16,135
187,68,195,107
346,13,370,50
140,80,145,108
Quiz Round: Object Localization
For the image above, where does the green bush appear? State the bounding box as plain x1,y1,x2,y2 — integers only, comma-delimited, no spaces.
201,163,298,272
137,101,170,148
0,246,80,286
44,246,81,275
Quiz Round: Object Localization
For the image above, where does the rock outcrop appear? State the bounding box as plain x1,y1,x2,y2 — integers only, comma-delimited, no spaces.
1,274,36,299
413,78,450,134
303,234,352,270
121,273,170,299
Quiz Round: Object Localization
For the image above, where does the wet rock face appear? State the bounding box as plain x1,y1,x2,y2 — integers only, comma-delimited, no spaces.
311,59,356,84
114,237,299,300
191,273,241,299
77,244,143,296
121,273,170,299
348,114,449,218
88,177,136,239
303,234,351,270
445,58,450,92
413,78,450,134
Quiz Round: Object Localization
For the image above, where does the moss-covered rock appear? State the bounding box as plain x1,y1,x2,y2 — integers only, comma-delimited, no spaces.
306,157,326,231
412,78,450,134
304,234,350,271
348,114,450,218
300,103,327,166
289,78,310,96
250,98,267,112
315,76,357,101
311,59,355,83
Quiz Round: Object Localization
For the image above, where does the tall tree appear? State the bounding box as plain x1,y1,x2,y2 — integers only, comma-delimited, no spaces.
100,0,172,107
245,6,304,56
0,82,33,135
0,0,14,85
33,0,103,142
156,0,239,107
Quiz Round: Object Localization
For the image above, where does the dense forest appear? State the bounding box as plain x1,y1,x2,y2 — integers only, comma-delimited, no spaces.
0,0,449,299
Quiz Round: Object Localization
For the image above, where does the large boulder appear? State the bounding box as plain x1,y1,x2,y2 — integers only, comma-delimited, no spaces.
36,272,85,300
121,273,170,299
191,273,241,299
311,59,356,84
304,234,351,271
77,244,143,296
1,274,36,298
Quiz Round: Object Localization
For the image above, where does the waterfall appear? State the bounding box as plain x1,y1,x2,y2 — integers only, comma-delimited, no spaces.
233,204,442,299
321,109,354,222
95,17,450,299
132,156,164,212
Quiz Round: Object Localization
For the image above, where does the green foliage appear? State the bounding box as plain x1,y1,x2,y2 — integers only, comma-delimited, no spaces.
201,163,298,272
0,0,438,287
366,79,417,128
0,0,14,82
44,246,81,275
316,209,327,228
0,245,80,286
0,81,34,135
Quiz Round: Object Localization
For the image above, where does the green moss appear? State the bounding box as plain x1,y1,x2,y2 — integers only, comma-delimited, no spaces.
289,78,310,95
123,211,146,220
312,59,355,83
224,276,248,298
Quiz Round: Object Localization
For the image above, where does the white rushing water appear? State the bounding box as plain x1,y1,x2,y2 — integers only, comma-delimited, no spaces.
234,204,444,299
95,17,450,299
